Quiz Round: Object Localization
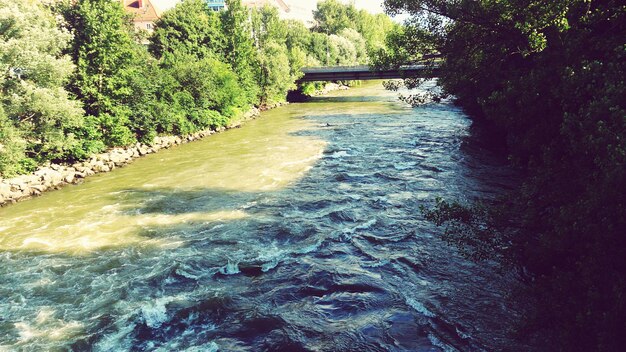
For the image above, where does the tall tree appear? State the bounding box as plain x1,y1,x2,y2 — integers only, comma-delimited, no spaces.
222,0,259,105
149,0,225,61
258,41,295,105
251,5,287,48
62,0,156,146
313,0,355,34
0,0,84,175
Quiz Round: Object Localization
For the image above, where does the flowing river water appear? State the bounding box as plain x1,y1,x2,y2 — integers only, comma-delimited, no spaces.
0,82,522,351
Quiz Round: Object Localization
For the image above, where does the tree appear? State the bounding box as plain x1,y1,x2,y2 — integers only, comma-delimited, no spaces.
383,0,626,350
251,5,287,48
328,34,357,65
313,0,355,35
62,0,157,146
338,28,368,64
356,12,396,53
309,32,330,65
222,0,259,105
0,0,84,175
150,0,224,61
159,55,245,133
0,106,27,176
285,20,312,51
258,41,295,105
314,0,395,55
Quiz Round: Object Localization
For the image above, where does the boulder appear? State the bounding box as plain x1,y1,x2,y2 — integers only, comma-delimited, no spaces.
90,161,104,173
0,182,12,196
48,170,64,185
9,180,26,192
30,184,46,195
63,173,75,184
0,184,11,204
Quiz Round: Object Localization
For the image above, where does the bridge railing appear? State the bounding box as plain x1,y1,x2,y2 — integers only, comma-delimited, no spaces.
297,64,439,82
301,64,432,73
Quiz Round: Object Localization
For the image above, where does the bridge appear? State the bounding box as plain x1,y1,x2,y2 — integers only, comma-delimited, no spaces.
298,64,438,82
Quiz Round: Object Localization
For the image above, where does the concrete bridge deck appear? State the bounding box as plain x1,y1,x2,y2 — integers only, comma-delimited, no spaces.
299,64,438,82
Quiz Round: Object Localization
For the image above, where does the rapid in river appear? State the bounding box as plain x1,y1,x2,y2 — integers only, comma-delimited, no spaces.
0,81,523,351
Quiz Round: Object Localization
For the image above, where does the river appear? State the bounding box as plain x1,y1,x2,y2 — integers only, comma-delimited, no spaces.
0,81,522,351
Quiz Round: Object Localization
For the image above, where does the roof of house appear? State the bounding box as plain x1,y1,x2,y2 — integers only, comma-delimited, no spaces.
121,0,163,22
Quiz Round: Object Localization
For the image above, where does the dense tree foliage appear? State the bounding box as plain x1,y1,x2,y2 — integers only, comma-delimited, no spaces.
221,0,259,106
0,0,393,178
156,55,244,134
149,0,225,60
62,0,157,147
314,0,396,53
258,41,294,104
383,0,626,350
0,0,84,176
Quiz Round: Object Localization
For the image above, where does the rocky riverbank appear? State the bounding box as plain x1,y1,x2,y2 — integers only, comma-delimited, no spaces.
0,83,347,207
308,82,350,96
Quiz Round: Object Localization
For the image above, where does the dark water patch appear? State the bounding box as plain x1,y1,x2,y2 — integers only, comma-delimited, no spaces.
308,95,390,103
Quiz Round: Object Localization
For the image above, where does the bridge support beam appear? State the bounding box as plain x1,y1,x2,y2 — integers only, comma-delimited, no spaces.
298,65,438,82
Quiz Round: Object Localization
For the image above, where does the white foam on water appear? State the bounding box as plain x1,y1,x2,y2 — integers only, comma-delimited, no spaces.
418,279,431,286
94,322,136,352
219,261,240,275
327,150,351,159
21,238,54,248
175,266,200,280
179,341,219,352
362,259,390,268
240,201,257,209
296,240,324,254
356,219,377,230
455,327,471,340
14,308,83,343
35,308,55,324
405,297,435,318
393,162,417,170
428,333,459,352
30,277,55,287
261,258,281,272
140,296,179,328
101,203,120,212
343,219,378,236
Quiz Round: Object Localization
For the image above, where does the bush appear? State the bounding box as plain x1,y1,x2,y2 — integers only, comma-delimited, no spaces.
0,109,28,177
157,55,246,132
95,112,135,147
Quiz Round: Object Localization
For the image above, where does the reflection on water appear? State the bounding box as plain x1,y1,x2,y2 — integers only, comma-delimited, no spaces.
0,81,522,351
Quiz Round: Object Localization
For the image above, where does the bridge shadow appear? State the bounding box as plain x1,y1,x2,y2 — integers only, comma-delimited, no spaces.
307,95,390,103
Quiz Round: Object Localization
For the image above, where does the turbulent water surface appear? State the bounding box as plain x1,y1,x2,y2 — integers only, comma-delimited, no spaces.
0,82,521,351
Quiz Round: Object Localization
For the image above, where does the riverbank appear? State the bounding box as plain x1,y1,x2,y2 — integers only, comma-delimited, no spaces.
0,83,347,207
